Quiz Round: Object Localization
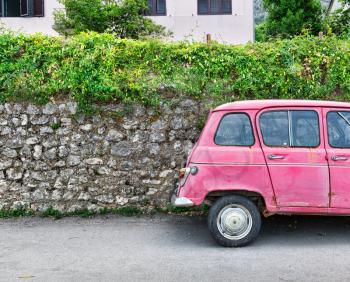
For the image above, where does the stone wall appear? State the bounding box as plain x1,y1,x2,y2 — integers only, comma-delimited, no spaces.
0,100,205,212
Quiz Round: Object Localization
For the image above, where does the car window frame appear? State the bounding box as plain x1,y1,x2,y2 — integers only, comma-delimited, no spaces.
259,109,321,148
326,111,350,149
214,112,255,147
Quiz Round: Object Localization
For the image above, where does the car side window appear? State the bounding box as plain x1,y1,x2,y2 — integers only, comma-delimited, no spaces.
260,110,320,147
290,111,320,147
215,113,254,146
260,111,289,147
327,111,350,148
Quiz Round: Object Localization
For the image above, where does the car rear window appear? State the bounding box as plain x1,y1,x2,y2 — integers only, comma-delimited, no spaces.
214,113,254,146
259,110,320,147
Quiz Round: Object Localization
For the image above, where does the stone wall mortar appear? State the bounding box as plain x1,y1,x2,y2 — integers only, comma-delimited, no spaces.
0,100,205,212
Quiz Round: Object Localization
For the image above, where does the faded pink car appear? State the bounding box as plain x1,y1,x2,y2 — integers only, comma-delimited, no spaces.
171,100,350,247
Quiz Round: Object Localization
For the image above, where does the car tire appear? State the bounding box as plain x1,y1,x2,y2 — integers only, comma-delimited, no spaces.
208,195,261,247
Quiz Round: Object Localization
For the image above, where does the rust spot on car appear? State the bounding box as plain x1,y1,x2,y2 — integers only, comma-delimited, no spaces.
248,147,254,163
308,148,317,163
272,195,277,206
263,209,275,218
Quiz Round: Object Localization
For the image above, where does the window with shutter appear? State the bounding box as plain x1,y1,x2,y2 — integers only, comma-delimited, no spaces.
198,0,232,15
33,0,44,16
198,0,209,14
156,0,165,14
222,0,232,13
20,0,29,16
0,0,44,17
1,0,21,17
210,0,220,14
146,0,166,16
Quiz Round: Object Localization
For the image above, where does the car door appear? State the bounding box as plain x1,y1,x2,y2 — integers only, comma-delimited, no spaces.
324,108,350,209
257,107,330,207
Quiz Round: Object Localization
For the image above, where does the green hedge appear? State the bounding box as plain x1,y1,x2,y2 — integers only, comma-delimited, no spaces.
0,32,349,110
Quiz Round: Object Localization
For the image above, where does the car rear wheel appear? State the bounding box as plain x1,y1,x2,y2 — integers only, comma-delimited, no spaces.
208,195,261,247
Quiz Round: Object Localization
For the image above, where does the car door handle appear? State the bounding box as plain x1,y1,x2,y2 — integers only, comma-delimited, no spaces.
268,155,285,160
331,156,348,161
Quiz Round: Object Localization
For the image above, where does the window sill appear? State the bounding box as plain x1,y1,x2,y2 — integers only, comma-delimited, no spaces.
145,14,167,17
197,13,232,16
0,16,45,18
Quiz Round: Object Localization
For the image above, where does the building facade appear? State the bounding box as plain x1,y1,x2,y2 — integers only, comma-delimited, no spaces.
0,0,343,43
0,0,61,35
146,0,254,44
0,0,254,44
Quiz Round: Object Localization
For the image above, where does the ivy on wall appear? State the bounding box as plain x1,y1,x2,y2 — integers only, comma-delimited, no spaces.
0,32,349,110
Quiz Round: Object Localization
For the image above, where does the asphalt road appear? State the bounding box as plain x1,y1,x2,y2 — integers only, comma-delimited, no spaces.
1,214,350,282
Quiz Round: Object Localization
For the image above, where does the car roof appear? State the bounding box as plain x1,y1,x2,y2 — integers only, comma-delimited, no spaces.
213,100,350,111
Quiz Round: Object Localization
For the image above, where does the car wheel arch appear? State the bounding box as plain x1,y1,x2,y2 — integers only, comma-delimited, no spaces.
204,189,267,214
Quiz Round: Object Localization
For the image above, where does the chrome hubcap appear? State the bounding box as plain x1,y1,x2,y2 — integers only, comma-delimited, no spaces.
217,204,253,240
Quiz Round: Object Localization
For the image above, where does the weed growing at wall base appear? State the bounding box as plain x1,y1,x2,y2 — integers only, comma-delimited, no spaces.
0,207,143,219
0,205,209,219
0,32,349,111
0,207,34,218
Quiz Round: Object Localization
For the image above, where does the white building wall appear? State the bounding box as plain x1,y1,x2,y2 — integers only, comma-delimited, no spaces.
1,0,62,35
321,0,343,10
149,0,254,44
0,0,253,44
0,0,344,42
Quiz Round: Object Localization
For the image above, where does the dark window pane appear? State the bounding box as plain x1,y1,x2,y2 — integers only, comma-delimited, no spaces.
5,0,21,17
210,0,220,14
0,1,2,17
290,111,319,147
327,111,350,148
146,0,153,15
156,0,165,14
215,113,254,146
20,0,28,16
260,111,289,147
34,0,44,16
222,0,232,13
198,0,208,14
